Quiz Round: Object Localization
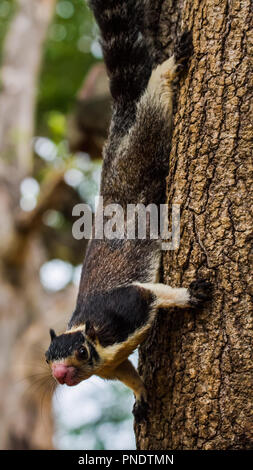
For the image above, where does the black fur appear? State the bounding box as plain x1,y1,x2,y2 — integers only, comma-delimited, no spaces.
86,338,100,365
89,0,151,103
50,328,56,341
69,285,155,347
89,0,152,134
45,331,85,362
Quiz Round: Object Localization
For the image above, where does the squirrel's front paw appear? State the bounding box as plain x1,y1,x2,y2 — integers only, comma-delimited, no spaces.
188,279,213,307
133,395,149,423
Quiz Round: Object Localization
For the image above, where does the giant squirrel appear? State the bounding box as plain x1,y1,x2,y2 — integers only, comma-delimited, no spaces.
45,0,212,421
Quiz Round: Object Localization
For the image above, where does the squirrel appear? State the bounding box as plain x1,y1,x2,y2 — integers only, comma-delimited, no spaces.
45,0,212,421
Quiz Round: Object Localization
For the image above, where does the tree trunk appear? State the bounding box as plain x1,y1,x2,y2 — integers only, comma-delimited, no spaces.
135,0,252,450
0,0,59,449
67,63,112,158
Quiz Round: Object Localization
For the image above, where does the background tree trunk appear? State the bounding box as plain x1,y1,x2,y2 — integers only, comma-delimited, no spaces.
67,63,111,158
0,0,56,175
136,0,252,450
0,0,60,449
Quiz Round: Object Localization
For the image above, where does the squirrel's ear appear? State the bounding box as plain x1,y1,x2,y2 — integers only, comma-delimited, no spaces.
49,328,56,341
85,321,96,342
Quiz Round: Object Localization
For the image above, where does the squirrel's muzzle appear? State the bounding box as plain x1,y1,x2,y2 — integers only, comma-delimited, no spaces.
52,363,80,386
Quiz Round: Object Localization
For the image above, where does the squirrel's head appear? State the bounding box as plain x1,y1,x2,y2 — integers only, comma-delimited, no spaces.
45,326,100,386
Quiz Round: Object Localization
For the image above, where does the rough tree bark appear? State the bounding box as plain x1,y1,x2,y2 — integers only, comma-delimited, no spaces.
136,0,252,449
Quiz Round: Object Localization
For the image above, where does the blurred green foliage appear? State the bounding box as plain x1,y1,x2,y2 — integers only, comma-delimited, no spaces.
0,1,101,134
38,0,100,134
53,374,136,450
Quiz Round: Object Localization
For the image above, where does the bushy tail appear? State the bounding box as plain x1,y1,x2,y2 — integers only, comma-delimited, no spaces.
89,0,151,105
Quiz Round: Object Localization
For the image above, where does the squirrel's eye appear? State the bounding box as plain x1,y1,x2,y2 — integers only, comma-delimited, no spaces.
77,347,88,361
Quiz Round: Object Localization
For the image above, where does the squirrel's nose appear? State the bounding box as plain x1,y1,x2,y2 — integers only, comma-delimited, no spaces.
52,364,77,385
